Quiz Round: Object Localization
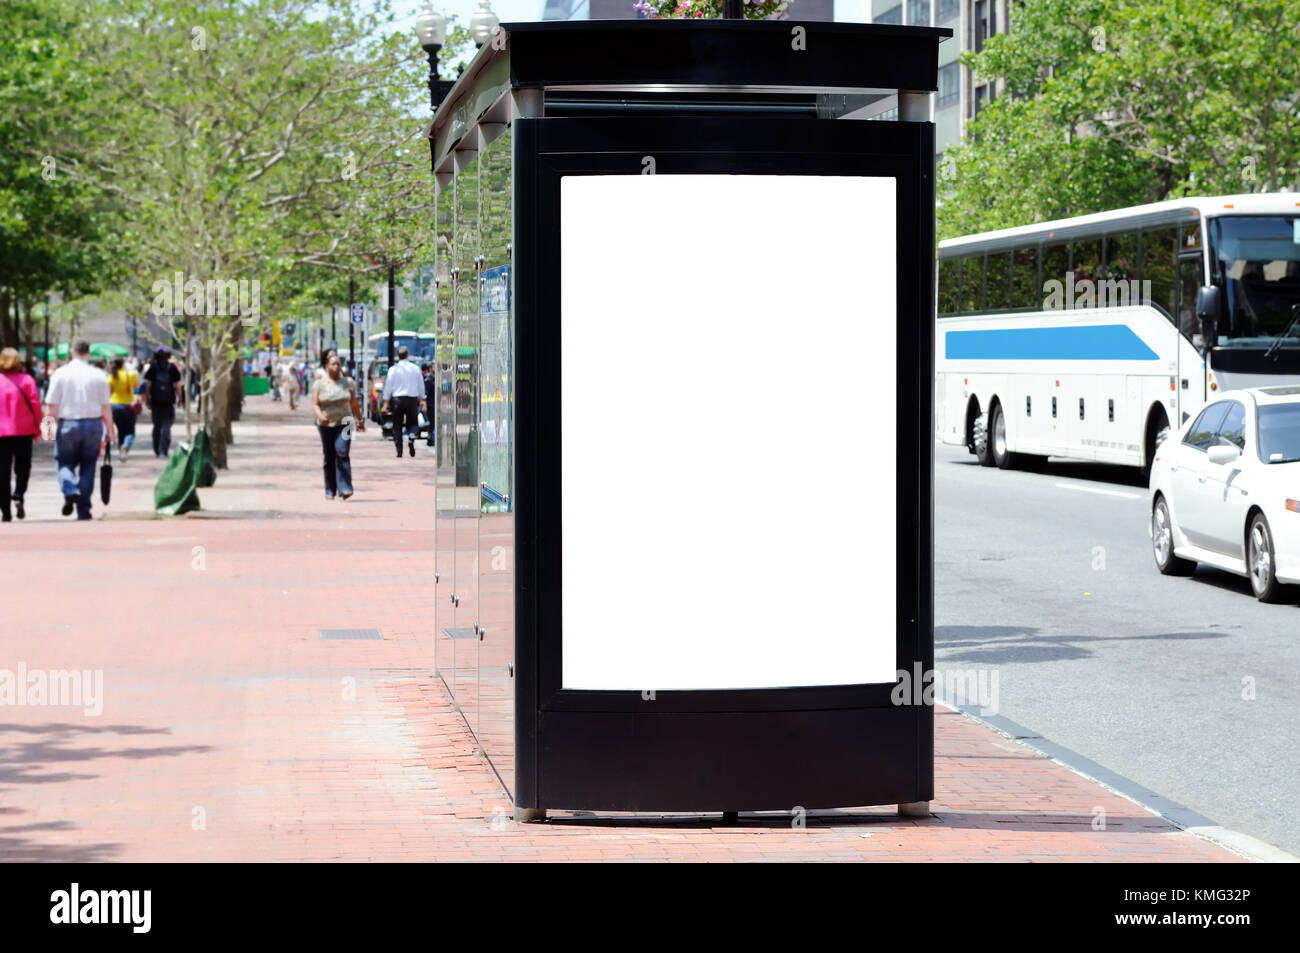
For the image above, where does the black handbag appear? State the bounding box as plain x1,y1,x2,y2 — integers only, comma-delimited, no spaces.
100,445,113,504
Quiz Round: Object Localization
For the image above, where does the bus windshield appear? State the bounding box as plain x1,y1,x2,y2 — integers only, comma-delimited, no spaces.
1209,215,1300,348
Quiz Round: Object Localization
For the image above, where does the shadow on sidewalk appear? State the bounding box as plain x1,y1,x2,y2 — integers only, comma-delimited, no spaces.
0,828,120,862
0,722,210,784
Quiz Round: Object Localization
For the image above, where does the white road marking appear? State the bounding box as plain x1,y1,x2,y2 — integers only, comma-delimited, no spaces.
1053,482,1143,500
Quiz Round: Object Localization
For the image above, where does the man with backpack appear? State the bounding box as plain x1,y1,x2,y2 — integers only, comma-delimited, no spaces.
143,347,183,457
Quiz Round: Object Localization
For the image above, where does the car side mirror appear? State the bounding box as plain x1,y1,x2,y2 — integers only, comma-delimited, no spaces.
1207,444,1240,466
1196,285,1220,349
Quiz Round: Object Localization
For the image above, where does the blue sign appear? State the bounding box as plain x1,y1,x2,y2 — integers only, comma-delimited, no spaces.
350,303,365,323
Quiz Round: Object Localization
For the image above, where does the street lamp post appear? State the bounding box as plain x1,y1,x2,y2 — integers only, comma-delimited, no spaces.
416,4,455,113
387,264,396,370
470,0,499,49
348,275,355,377
469,1,499,49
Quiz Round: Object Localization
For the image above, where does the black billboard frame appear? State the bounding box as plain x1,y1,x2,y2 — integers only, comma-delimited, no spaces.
512,114,935,816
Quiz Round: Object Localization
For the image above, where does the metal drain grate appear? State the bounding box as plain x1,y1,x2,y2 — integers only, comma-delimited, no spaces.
320,628,382,640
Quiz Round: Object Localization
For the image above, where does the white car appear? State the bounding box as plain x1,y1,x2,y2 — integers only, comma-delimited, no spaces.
1150,386,1300,602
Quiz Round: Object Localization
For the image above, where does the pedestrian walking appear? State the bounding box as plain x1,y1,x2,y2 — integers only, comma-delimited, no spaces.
312,352,363,500
314,349,336,384
422,362,436,447
267,359,281,401
382,346,425,458
0,348,43,522
44,340,114,520
143,346,183,457
281,361,300,410
108,356,140,463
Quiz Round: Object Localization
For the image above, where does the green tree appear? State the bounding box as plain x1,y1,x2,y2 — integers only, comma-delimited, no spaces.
0,0,121,353
939,0,1300,239
36,0,469,466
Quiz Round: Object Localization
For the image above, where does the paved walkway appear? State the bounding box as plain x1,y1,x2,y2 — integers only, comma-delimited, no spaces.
0,396,1249,861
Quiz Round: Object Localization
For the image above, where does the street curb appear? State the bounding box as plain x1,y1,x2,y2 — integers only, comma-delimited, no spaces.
936,698,1299,864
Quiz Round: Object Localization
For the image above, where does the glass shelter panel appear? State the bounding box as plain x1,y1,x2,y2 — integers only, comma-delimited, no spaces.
452,155,481,739
434,183,456,682
476,130,515,792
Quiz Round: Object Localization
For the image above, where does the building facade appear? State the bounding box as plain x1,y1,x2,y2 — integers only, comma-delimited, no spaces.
542,0,834,23
865,0,1009,161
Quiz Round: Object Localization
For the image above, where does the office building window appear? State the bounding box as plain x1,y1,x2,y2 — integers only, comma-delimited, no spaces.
974,82,994,115
974,0,996,52
936,0,959,22
876,4,902,24
907,0,930,25
937,63,959,108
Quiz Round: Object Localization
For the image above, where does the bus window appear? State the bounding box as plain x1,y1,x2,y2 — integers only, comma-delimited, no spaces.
1012,245,1039,308
1142,226,1178,318
1104,232,1139,282
959,255,983,312
937,256,961,314
986,250,1011,311
1073,237,1102,284
1042,242,1068,305
1182,221,1203,250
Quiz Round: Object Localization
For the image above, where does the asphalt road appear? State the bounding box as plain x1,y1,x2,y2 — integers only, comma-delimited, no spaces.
934,440,1299,856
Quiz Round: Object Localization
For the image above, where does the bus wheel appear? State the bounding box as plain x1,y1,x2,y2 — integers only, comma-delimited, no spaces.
1141,406,1171,483
972,410,994,467
990,402,1016,469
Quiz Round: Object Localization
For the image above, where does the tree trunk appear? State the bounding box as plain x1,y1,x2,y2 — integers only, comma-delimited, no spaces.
22,298,33,365
208,352,232,469
228,322,243,424
0,288,10,350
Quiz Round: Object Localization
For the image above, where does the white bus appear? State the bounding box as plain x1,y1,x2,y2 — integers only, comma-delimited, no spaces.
366,330,428,361
936,194,1300,474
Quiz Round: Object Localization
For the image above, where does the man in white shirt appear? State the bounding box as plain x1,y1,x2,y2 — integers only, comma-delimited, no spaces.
381,346,426,458
44,340,114,520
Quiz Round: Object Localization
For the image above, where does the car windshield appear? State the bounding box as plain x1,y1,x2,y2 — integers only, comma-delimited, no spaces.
1210,215,1300,348
1257,403,1300,463
371,362,388,378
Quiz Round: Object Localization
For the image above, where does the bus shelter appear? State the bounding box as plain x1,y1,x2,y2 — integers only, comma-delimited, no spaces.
428,19,950,819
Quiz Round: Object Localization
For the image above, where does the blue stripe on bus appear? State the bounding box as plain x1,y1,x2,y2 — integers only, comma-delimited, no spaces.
944,324,1159,361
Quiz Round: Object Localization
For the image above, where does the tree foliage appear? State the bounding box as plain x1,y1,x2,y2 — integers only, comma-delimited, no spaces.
938,0,1300,239
3,0,472,463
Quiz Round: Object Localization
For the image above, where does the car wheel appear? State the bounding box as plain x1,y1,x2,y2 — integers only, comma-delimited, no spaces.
1247,513,1286,603
972,411,994,467
990,402,1016,470
1152,495,1195,576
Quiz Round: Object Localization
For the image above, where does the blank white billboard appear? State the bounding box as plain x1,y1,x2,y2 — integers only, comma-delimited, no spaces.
561,173,897,691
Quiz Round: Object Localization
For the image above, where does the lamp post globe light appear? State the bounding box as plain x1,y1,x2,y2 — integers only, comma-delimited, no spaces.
415,2,445,51
415,4,454,113
469,0,499,49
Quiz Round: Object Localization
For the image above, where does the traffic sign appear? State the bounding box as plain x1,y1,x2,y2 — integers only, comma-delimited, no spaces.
350,303,365,324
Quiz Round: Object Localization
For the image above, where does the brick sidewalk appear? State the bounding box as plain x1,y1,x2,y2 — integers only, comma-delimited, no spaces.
0,397,1243,861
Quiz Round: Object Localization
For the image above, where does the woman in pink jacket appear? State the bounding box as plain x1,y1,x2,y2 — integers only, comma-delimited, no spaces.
0,347,43,522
